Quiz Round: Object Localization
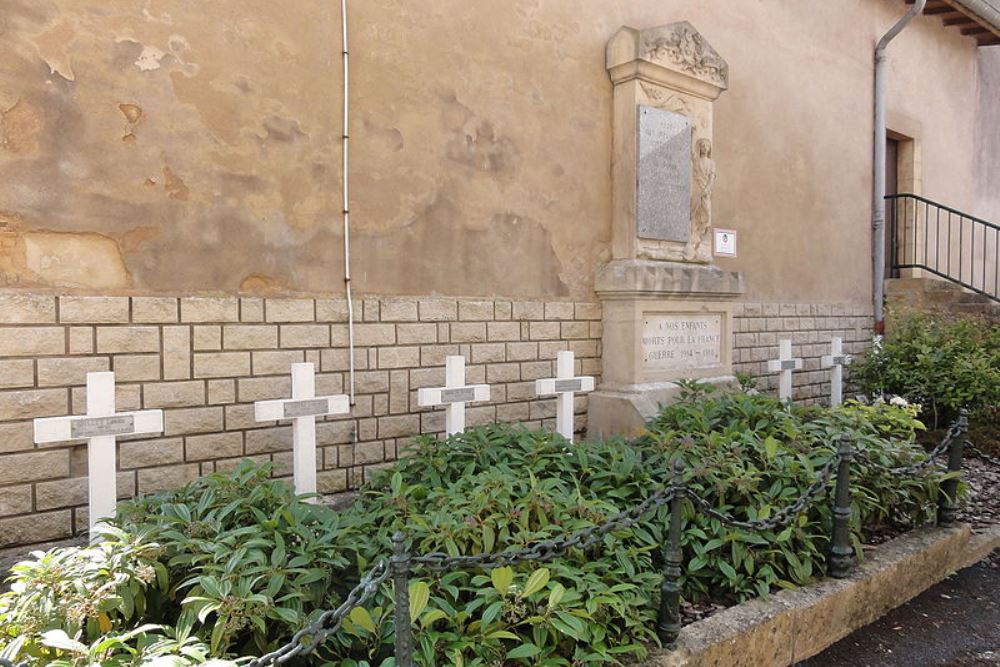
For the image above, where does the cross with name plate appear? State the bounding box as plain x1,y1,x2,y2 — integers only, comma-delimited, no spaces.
766,339,803,402
821,337,852,407
254,363,351,501
417,355,490,437
33,372,164,539
535,350,595,443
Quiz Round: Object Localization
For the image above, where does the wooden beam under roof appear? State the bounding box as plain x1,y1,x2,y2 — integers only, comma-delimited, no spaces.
905,0,1000,46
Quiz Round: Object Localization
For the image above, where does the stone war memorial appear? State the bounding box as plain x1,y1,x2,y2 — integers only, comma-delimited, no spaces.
0,1,998,666
589,22,744,437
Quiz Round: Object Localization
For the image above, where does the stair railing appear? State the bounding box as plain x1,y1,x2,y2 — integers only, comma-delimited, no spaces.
887,193,1000,303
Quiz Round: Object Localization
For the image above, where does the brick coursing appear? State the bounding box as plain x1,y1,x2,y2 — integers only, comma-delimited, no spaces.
0,294,874,549
0,295,602,548
732,302,873,404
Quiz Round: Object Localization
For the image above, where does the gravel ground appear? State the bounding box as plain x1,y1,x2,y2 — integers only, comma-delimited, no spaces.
957,453,1000,530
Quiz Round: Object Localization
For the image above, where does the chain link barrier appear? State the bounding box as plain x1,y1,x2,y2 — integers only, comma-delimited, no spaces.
7,418,971,667
687,454,840,532
852,420,963,476
411,486,678,571
246,559,391,667
964,439,998,466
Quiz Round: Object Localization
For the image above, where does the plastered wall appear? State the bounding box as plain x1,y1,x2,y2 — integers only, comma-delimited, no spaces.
0,0,993,303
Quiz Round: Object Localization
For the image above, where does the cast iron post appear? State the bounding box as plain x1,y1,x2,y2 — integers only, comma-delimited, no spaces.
656,459,685,645
829,435,855,579
391,532,415,667
937,410,968,526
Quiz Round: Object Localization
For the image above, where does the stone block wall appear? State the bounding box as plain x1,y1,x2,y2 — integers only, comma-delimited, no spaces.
0,294,874,550
732,302,874,403
0,294,602,549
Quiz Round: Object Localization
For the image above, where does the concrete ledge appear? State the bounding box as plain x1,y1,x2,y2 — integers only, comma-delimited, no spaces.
643,523,1000,667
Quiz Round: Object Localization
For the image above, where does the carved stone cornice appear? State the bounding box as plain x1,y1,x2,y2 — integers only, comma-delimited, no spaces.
607,22,729,101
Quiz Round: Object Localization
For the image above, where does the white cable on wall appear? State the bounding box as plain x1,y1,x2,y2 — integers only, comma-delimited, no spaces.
341,0,356,405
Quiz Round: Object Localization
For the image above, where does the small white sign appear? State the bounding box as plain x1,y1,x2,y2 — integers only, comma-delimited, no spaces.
714,229,737,257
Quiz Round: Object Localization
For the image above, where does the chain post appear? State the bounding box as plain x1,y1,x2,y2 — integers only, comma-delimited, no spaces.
937,410,968,526
391,532,415,667
829,435,855,579
656,459,685,645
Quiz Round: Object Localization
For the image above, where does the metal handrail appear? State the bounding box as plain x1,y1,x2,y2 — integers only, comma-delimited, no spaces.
887,193,999,303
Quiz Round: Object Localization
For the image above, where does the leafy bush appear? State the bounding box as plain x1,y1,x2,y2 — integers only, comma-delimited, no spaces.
0,528,231,666
1,389,950,666
641,385,944,602
113,463,356,657
852,308,1000,428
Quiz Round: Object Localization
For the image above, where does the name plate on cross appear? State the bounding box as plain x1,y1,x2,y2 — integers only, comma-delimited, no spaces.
254,363,351,501
821,337,852,407
33,372,164,540
767,339,803,402
417,355,491,437
535,351,595,443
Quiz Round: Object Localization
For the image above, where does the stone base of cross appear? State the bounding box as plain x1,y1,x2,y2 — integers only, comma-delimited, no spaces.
535,350,594,443
254,363,351,501
417,355,490,437
766,339,803,402
34,372,163,540
821,337,852,407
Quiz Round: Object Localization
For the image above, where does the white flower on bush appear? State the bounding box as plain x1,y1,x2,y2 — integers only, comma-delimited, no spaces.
889,396,910,408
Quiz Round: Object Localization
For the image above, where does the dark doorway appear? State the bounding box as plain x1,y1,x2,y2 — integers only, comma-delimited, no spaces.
885,138,900,276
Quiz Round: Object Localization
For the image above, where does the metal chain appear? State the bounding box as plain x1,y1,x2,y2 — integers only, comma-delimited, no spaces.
412,487,679,571
688,454,840,532
853,420,962,476
964,439,998,466
247,559,391,666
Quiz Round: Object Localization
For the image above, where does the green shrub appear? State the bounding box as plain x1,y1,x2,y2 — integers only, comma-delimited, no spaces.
641,385,944,601
0,528,231,666
113,463,356,657
852,309,1000,428
1,389,950,666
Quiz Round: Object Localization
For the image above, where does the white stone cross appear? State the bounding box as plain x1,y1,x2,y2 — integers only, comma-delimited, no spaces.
417,355,490,437
535,350,595,443
33,372,163,539
821,337,852,407
254,363,350,501
766,339,803,402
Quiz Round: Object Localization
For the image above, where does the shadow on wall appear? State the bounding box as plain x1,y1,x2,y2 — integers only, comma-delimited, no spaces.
352,195,570,297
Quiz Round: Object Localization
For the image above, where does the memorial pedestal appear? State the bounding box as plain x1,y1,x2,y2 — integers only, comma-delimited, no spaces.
588,22,745,439
587,260,743,439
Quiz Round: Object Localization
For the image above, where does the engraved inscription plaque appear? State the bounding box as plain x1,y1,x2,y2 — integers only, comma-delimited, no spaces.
637,106,692,242
283,399,330,419
440,387,476,403
642,314,722,371
554,379,584,393
71,415,136,439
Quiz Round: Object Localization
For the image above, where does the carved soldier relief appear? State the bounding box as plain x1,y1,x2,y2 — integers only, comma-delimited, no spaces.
686,138,716,261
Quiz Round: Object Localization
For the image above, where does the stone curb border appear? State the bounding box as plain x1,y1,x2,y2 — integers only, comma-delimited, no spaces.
643,523,1000,667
